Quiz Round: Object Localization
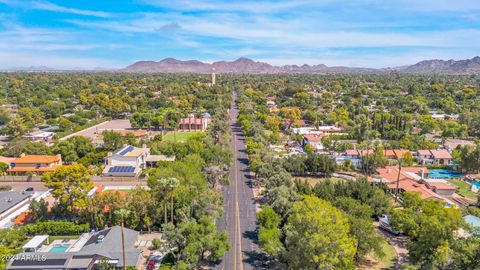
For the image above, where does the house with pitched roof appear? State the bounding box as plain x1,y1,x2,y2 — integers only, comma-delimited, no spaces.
302,134,324,151
178,113,211,131
7,154,62,175
7,226,143,270
417,149,453,165
372,166,460,205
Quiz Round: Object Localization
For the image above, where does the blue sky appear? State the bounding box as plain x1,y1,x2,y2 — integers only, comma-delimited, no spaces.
0,0,479,69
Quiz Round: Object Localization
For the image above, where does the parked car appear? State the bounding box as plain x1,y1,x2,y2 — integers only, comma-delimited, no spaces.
379,215,400,235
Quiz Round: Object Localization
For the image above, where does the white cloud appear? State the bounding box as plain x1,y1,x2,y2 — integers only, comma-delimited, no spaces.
142,0,326,13
32,1,112,18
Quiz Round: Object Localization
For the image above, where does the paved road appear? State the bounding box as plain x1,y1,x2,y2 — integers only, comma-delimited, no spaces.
60,119,132,141
215,91,264,270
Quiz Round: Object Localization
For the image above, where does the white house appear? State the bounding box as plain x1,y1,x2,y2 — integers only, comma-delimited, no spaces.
417,149,453,165
102,145,150,177
302,134,324,151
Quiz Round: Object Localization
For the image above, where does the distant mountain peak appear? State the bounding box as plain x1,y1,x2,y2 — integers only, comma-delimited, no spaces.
400,56,480,74
122,57,375,74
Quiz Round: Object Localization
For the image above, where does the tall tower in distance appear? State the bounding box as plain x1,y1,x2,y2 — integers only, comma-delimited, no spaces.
211,68,216,86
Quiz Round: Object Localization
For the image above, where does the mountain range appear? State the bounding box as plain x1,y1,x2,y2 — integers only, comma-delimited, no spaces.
4,56,480,74
122,56,480,74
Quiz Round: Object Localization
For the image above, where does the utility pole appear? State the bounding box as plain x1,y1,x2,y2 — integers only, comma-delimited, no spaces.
115,209,130,270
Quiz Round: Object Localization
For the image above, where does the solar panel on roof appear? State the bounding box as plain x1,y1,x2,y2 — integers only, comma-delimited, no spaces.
118,145,135,156
108,166,135,173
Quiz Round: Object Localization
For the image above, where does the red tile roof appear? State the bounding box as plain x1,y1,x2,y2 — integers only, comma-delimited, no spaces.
386,179,441,200
376,166,428,183
12,155,61,164
394,149,411,159
345,149,359,156
426,181,457,190
7,165,61,173
417,150,432,156
430,149,452,159
304,134,323,142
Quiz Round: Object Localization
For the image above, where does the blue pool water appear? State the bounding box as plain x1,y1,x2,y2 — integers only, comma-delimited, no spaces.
49,245,69,252
471,182,480,189
429,169,464,179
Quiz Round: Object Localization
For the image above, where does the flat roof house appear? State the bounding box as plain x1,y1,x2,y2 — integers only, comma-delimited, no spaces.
7,226,143,270
7,154,62,175
23,130,55,145
102,145,149,177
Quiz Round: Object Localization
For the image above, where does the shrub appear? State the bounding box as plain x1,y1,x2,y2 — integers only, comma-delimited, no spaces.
151,238,161,250
0,185,12,191
22,221,90,236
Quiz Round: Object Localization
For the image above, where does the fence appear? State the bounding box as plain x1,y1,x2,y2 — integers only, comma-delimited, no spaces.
0,175,146,182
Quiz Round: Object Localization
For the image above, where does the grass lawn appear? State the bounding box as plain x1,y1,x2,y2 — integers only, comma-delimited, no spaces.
359,239,396,270
448,179,477,199
377,240,397,270
163,131,201,142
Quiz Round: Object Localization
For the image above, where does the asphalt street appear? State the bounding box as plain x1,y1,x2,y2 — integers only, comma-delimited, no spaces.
215,91,264,270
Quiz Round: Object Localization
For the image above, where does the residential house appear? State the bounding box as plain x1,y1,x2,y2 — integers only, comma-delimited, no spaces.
384,150,397,160
0,191,34,228
384,149,411,160
0,156,15,167
178,113,210,131
7,154,62,175
373,166,442,200
316,125,343,134
430,150,453,165
416,149,452,165
425,179,457,196
336,149,373,168
417,150,434,164
443,139,475,152
145,155,176,167
23,130,55,145
302,134,324,151
7,226,143,270
103,145,149,177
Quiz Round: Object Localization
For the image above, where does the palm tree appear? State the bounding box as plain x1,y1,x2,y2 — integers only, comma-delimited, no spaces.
115,209,131,270
155,178,170,225
395,156,405,202
166,177,180,223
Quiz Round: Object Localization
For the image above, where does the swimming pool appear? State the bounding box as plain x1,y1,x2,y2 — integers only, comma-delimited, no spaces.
49,244,70,252
471,182,480,189
429,169,464,179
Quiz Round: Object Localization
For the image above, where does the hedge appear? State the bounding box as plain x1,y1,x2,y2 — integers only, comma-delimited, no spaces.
22,221,90,236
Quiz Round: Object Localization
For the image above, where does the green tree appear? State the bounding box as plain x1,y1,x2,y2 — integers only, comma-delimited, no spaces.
284,196,356,269
6,115,29,137
102,130,126,151
42,164,94,214
257,206,283,258
163,217,230,267
0,162,8,175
